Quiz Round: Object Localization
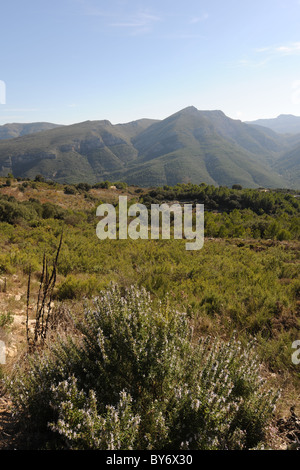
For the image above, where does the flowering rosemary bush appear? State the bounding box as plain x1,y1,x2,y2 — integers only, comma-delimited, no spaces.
9,285,279,449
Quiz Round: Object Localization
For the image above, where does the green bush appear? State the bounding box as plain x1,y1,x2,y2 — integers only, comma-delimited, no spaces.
8,285,279,450
56,275,102,300
93,180,112,189
0,312,13,327
0,198,37,224
42,203,66,220
64,185,77,195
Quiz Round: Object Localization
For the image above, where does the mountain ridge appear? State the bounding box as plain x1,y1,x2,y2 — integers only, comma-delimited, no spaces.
246,114,300,135
0,122,64,140
0,107,299,188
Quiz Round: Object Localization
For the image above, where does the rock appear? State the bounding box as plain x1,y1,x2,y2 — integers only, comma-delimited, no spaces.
6,344,17,358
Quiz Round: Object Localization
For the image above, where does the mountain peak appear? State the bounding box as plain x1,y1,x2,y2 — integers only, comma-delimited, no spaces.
173,107,227,120
178,106,199,114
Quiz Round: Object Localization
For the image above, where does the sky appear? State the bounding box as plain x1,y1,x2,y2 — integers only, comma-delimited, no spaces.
1,0,300,125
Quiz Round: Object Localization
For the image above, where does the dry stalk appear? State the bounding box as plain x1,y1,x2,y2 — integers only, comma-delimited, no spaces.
26,231,63,351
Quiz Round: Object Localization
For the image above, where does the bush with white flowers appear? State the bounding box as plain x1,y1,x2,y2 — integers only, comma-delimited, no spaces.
9,285,279,449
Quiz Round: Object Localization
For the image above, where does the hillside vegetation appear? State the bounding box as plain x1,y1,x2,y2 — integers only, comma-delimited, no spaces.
0,177,299,449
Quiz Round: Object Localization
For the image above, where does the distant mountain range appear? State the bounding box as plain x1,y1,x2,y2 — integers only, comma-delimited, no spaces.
246,114,300,135
0,107,299,188
0,122,63,140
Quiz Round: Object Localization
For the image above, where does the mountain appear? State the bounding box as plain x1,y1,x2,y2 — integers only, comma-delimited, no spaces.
273,143,300,188
0,119,158,184
122,107,286,188
0,122,63,140
246,114,300,134
0,107,298,188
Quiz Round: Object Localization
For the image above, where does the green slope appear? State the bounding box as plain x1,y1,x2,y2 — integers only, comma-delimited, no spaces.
128,107,287,187
273,143,300,189
0,107,296,188
0,120,143,183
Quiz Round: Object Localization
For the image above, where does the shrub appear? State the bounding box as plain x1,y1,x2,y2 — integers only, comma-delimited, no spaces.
0,199,38,225
0,312,13,327
42,203,66,220
115,182,128,190
34,174,45,182
64,185,77,195
93,181,111,189
56,275,102,300
75,183,91,192
8,285,279,450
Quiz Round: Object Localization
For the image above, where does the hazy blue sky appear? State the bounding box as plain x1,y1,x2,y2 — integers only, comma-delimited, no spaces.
1,0,300,125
